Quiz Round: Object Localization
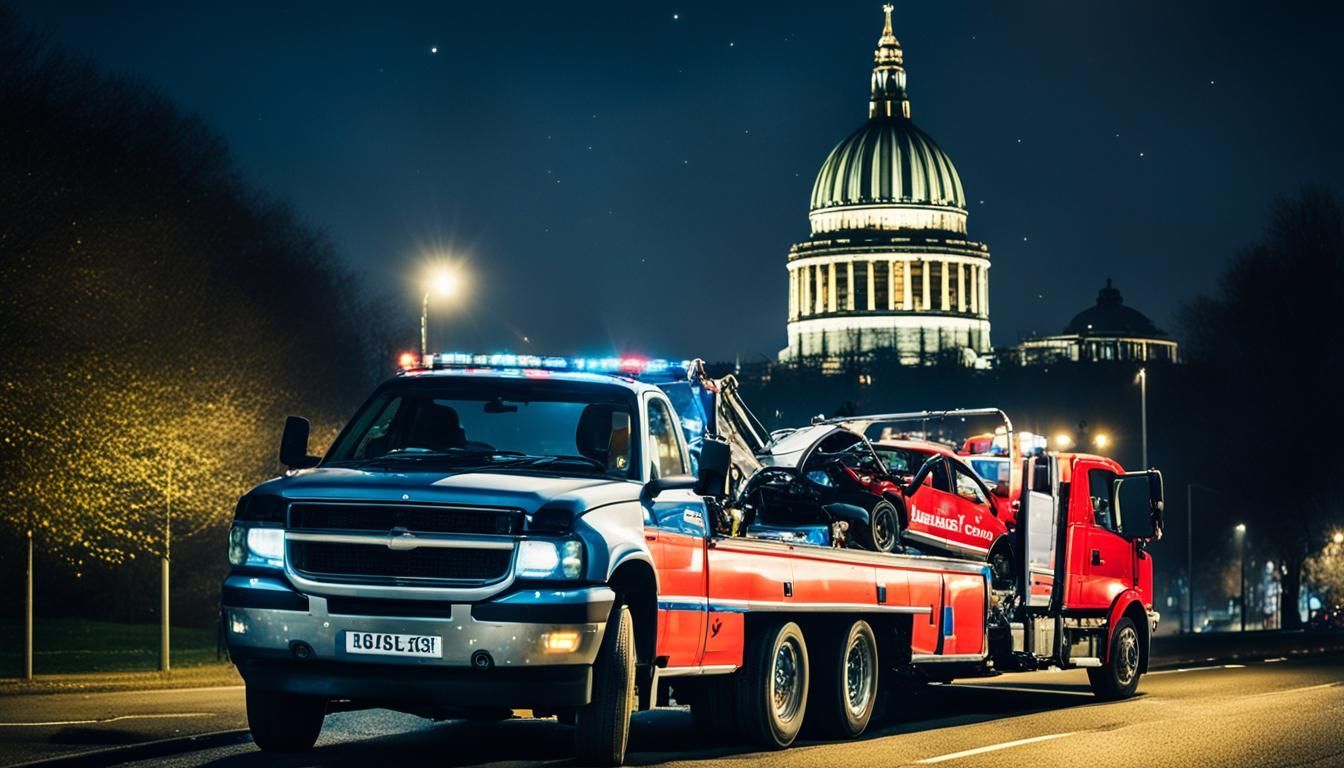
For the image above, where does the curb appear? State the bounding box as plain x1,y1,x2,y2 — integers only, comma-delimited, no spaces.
8,729,252,768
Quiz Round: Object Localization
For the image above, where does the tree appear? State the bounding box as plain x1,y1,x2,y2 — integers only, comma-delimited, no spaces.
1305,539,1344,607
1180,188,1344,629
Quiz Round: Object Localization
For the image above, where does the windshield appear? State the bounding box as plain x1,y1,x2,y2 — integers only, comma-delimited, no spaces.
326,378,639,478
968,457,1009,486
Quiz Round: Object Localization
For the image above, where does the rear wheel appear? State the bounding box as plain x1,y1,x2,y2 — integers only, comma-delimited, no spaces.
860,501,900,553
810,620,879,739
989,541,1015,591
575,604,636,765
246,686,325,752
735,621,809,749
1087,617,1142,700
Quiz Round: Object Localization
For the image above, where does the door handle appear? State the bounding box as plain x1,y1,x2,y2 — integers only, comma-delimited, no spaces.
644,532,659,543
1091,550,1103,566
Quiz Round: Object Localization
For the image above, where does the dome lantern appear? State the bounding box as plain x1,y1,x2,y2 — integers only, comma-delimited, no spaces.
870,4,910,120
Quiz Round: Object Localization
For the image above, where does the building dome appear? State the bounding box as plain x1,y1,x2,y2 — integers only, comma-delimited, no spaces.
1063,279,1165,337
810,119,965,211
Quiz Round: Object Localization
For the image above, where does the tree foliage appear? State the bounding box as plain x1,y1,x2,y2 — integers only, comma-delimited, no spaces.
1180,188,1344,627
0,8,389,579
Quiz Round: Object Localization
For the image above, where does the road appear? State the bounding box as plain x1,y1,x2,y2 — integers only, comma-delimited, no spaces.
2,654,1342,767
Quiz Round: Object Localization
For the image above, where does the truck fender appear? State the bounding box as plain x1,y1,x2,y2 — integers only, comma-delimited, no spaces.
1105,590,1151,673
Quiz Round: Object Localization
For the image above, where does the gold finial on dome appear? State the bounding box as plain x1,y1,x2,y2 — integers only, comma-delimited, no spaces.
870,4,910,119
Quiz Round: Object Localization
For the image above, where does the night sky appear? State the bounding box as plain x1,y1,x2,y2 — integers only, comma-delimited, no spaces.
16,1,1344,361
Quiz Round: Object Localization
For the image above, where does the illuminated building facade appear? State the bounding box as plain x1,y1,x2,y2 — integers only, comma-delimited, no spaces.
781,5,992,365
1009,280,1178,365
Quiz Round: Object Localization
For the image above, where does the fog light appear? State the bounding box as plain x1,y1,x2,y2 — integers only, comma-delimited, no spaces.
541,631,581,653
230,615,248,635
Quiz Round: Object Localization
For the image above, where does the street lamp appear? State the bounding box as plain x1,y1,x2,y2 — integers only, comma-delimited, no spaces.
1053,432,1073,450
1093,433,1110,450
1235,523,1247,632
1136,367,1148,469
1333,531,1344,545
421,267,463,358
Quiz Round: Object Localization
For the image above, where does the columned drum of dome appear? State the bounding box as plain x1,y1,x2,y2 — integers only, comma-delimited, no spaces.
780,5,991,366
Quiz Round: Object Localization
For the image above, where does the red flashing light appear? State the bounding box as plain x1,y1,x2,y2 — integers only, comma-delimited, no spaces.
397,352,418,370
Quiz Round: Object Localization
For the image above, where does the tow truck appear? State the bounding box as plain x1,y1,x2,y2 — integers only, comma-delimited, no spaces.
222,355,1165,765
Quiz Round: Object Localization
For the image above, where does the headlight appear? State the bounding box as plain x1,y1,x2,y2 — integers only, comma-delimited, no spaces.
227,524,284,568
517,539,584,580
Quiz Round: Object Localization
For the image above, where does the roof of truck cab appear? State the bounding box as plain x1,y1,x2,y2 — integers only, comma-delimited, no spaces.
393,367,668,395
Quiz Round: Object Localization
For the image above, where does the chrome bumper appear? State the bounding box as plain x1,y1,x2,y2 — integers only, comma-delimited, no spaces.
224,579,614,670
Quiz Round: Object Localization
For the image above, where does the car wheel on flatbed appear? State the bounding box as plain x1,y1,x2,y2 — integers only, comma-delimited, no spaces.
736,620,809,749
246,686,326,752
860,501,901,553
1087,617,1142,700
575,604,635,766
810,619,879,739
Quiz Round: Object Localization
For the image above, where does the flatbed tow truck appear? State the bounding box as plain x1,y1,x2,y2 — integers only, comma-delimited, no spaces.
222,355,1164,764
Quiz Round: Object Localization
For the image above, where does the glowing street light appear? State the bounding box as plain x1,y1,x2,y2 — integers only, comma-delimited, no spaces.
1093,433,1110,450
1053,432,1073,450
421,266,466,357
1333,531,1344,545
1235,523,1246,533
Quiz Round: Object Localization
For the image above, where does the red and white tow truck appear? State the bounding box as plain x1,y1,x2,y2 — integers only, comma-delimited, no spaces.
223,357,1164,765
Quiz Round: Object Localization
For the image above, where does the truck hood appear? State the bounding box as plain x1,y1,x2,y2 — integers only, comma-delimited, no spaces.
250,466,641,516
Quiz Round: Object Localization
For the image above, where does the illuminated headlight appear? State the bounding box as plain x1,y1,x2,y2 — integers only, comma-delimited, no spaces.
228,525,284,568
517,539,584,580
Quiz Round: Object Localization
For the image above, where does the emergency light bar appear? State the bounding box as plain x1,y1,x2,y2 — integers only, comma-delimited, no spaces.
399,352,692,377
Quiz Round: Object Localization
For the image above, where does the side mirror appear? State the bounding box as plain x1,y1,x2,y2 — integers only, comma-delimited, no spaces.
695,436,731,498
280,416,321,469
1147,469,1165,540
903,455,942,496
641,474,698,504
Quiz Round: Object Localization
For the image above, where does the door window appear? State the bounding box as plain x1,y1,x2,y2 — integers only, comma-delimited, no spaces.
1088,468,1122,532
647,398,688,480
929,458,953,493
953,463,989,506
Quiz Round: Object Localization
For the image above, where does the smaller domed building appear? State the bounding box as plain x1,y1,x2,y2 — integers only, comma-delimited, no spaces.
1009,280,1178,365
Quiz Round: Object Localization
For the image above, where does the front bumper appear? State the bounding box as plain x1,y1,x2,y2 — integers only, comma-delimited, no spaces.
223,574,614,707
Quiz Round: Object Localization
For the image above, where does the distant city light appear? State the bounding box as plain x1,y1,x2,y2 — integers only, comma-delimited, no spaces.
1235,523,1247,534
1333,531,1343,545
431,46,438,53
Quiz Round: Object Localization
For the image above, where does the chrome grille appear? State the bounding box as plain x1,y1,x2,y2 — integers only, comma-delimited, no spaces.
288,540,511,585
288,502,519,536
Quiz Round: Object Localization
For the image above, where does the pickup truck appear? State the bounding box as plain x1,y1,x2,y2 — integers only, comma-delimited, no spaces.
222,355,1165,765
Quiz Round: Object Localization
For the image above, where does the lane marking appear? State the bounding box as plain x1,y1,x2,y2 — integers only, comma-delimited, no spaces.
915,732,1076,763
1149,663,1248,675
0,712,213,727
1252,682,1341,698
1264,657,1287,663
949,683,1094,698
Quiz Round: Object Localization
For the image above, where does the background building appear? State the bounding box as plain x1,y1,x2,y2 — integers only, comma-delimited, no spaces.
781,5,992,366
1008,279,1178,365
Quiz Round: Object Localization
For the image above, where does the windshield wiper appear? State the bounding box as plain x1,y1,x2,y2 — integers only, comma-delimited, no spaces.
490,454,611,473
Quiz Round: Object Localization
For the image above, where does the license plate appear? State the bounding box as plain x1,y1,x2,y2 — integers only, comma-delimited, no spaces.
344,631,442,658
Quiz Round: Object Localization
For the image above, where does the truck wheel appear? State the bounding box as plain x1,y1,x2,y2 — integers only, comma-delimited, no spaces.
735,621,809,749
1087,617,1142,700
575,604,635,766
810,619,879,739
989,542,1014,591
861,501,900,553
245,686,325,752
687,676,738,743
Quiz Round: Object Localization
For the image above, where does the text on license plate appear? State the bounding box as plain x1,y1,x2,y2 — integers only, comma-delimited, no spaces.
345,631,442,658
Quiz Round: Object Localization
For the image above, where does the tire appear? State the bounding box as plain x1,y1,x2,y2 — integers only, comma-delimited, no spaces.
687,676,738,743
245,686,325,752
1087,617,1142,700
735,621,809,749
809,620,879,739
860,501,900,553
575,604,636,766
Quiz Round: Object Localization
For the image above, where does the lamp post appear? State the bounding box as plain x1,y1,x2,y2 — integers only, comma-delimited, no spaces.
1136,367,1148,469
24,529,33,680
161,460,173,672
1235,523,1247,632
420,269,462,358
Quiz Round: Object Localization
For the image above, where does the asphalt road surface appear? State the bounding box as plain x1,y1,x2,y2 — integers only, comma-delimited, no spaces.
3,654,1342,767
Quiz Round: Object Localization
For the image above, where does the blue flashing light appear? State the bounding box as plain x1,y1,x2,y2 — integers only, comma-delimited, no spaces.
406,352,692,377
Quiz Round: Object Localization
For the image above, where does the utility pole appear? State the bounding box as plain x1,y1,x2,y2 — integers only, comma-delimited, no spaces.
1138,367,1148,469
1239,527,1248,633
24,530,33,680
161,462,172,672
1186,483,1193,634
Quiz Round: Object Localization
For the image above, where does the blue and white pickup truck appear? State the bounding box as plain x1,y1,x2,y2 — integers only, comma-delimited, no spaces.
222,355,738,764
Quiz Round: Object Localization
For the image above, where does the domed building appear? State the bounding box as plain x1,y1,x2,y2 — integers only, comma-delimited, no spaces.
781,5,991,365
1011,279,1178,365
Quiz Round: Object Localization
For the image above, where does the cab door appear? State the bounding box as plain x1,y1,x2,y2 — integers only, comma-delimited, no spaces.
1066,462,1134,610
643,395,707,668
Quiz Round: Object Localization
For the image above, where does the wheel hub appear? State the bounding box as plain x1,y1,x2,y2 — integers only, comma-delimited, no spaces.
844,634,874,716
771,640,803,722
